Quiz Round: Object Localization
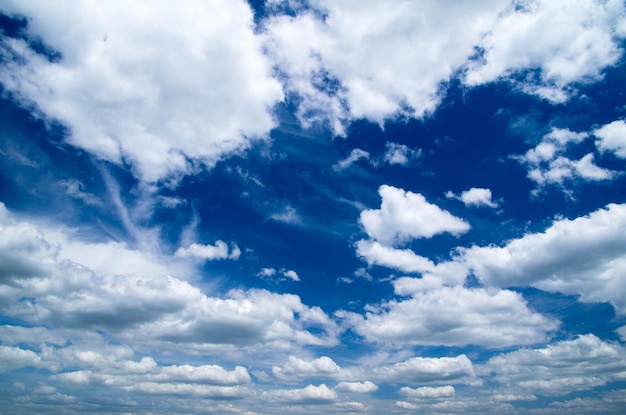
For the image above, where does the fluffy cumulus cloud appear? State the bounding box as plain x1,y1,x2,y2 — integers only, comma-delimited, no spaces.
359,185,470,245
272,355,340,381
264,0,507,132
446,187,498,208
337,286,557,348
0,0,283,182
515,127,616,193
454,203,626,314
0,203,338,350
481,335,626,397
264,0,626,132
464,0,626,101
335,381,378,393
594,119,626,158
372,355,479,385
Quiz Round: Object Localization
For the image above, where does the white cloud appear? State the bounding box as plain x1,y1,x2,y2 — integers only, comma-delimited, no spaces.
265,0,625,132
355,240,435,274
372,355,479,385
335,381,378,393
446,187,498,208
594,119,626,158
455,203,626,314
264,384,338,404
175,241,241,261
337,286,557,348
269,205,301,225
515,127,616,193
0,345,42,372
0,0,283,182
122,383,252,399
481,335,626,397
0,204,338,349
58,179,101,206
272,356,340,380
333,148,370,171
257,268,277,278
383,142,421,166
264,0,507,132
359,185,470,245
464,0,626,101
399,385,455,399
257,268,300,282
281,269,300,281
151,364,251,385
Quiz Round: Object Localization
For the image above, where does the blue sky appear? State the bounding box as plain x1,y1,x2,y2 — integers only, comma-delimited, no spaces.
1,0,626,413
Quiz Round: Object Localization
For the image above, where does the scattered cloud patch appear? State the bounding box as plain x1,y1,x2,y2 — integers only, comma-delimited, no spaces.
383,142,422,166
514,128,617,194
58,179,101,206
257,268,300,282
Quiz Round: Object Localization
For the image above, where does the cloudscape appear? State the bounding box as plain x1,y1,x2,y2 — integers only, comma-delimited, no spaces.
1,1,626,414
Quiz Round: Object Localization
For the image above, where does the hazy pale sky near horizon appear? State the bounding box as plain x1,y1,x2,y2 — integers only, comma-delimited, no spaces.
1,1,626,414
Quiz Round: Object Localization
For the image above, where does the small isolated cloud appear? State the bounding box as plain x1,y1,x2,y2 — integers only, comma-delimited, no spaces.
399,385,455,399
335,381,378,393
269,205,301,225
58,179,101,206
333,148,370,171
282,269,300,281
594,119,626,158
257,268,277,278
383,142,422,165
446,187,498,208
360,185,470,245
514,127,616,194
257,268,300,282
175,241,240,261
